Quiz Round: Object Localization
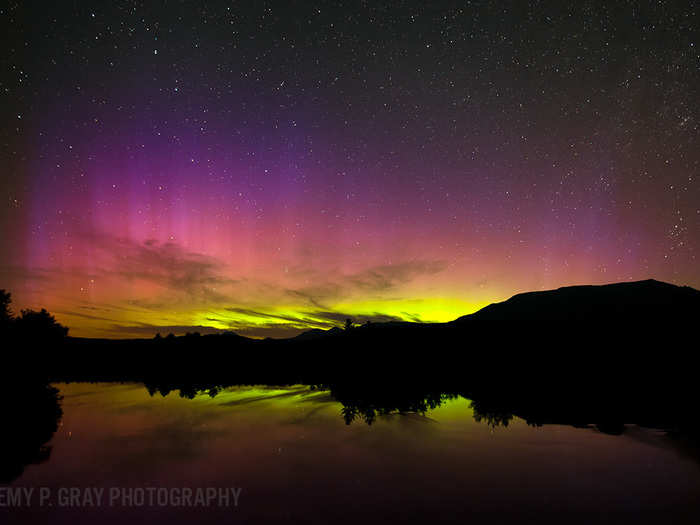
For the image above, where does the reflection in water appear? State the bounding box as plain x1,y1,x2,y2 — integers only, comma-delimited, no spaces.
141,379,699,436
469,400,515,428
144,381,468,426
0,382,63,484
3,382,700,524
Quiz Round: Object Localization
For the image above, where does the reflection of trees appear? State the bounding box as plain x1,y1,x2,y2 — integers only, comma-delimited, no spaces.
316,384,458,425
0,382,63,484
144,381,225,400
339,397,452,426
143,379,512,428
469,399,514,428
142,381,460,425
139,379,698,442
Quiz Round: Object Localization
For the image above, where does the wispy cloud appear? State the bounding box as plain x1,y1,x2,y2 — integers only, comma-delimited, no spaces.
305,311,406,325
94,235,237,304
285,260,448,308
7,229,450,338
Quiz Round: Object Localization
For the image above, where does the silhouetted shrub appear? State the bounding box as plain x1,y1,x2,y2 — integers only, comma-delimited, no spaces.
14,308,69,341
0,289,11,324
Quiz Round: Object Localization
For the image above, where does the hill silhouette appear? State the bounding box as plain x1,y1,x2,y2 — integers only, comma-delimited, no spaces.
453,279,700,322
3,279,699,388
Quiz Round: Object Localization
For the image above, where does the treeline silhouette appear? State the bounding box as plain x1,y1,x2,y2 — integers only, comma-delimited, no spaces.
2,280,699,450
3,280,698,378
1,289,69,347
3,280,699,399
0,290,67,484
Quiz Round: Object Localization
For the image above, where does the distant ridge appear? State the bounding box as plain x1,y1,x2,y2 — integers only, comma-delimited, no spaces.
11,278,698,388
453,279,700,322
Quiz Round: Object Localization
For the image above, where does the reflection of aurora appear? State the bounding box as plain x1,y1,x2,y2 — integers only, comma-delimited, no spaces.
143,382,468,425
4,378,700,491
5,382,700,525
139,382,700,437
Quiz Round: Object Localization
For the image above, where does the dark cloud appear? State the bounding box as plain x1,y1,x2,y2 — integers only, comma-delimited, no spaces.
306,311,405,325
230,324,308,339
57,310,122,323
101,307,413,339
400,312,425,323
224,307,312,324
113,240,234,298
223,307,406,328
213,308,409,339
80,233,238,305
287,260,448,307
284,288,333,309
79,303,140,313
10,231,448,338
0,265,53,283
346,260,448,292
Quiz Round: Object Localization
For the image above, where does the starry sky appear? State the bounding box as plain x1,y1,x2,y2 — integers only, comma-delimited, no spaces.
1,1,698,338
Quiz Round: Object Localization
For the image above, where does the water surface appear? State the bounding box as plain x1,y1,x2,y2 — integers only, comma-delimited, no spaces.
3,382,700,524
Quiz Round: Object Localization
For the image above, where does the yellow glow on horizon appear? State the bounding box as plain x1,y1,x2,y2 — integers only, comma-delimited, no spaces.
56,295,492,339
331,296,489,323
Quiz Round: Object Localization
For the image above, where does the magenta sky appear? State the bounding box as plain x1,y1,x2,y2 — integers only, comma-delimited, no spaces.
1,2,697,337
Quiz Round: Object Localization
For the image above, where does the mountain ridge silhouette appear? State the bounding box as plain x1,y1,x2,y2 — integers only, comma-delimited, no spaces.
4,278,699,384
50,278,700,344
452,278,699,323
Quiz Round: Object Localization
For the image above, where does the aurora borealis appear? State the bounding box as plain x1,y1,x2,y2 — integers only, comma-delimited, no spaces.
1,1,698,338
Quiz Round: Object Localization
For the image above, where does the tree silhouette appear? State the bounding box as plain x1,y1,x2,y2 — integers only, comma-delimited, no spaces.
14,308,69,341
0,381,63,484
344,318,354,331
0,290,12,332
0,289,11,323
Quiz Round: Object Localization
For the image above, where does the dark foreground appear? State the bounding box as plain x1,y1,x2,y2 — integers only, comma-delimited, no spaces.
3,379,700,525
2,279,699,523
4,321,700,524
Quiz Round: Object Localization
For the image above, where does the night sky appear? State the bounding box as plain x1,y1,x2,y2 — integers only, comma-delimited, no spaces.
1,1,698,338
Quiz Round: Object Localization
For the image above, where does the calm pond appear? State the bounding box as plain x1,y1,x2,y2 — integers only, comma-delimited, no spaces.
4,382,700,524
